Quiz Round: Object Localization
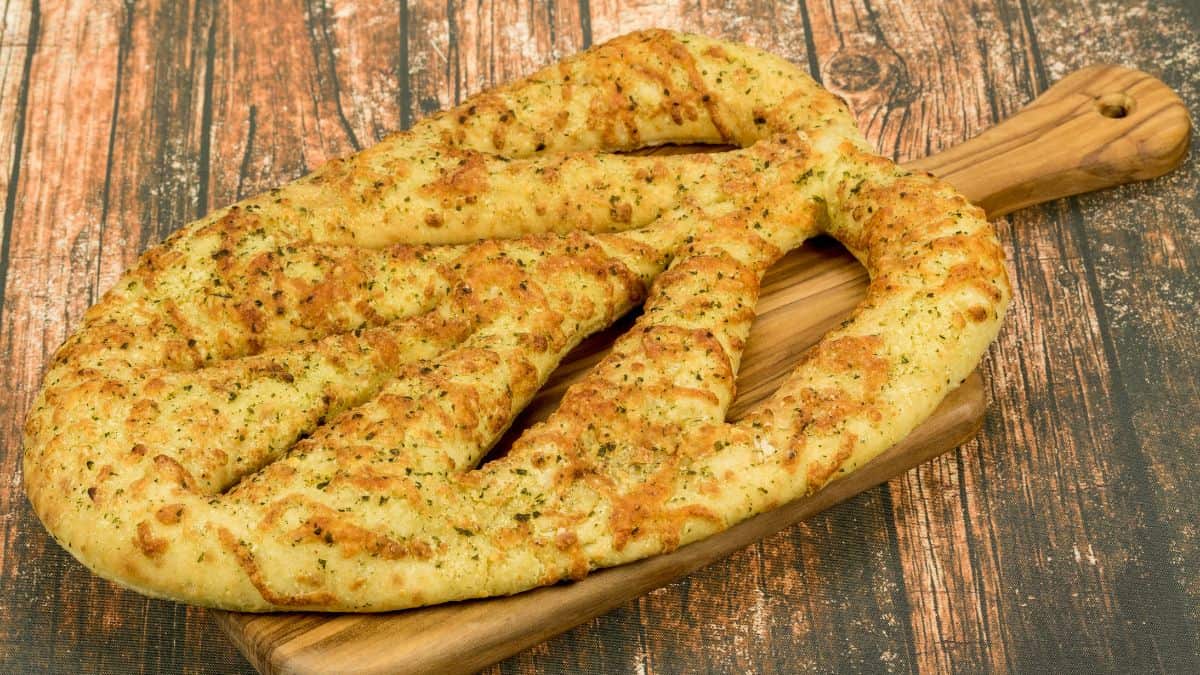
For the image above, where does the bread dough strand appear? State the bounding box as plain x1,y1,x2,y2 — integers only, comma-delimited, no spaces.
23,31,1009,612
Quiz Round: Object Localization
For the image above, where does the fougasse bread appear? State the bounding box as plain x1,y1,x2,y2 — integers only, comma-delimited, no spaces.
23,29,1010,611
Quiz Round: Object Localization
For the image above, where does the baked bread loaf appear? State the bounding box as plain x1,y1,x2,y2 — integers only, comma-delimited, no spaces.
23,30,1010,611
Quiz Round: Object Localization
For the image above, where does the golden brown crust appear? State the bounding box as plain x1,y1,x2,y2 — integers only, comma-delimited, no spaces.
23,30,1009,611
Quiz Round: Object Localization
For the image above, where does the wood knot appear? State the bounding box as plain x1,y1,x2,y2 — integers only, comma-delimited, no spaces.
821,41,914,108
825,51,883,93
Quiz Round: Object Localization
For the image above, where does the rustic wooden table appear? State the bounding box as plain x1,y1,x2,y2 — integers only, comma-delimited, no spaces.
1,1,1197,673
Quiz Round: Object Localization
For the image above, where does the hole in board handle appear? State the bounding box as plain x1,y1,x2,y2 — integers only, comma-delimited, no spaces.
1096,92,1135,119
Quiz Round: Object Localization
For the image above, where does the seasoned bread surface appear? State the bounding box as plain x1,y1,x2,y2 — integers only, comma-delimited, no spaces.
23,30,1009,611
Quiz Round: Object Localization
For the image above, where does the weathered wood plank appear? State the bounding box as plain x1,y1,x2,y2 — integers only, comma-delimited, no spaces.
3,2,258,672
402,0,587,124
310,0,405,144
0,0,38,663
0,3,126,666
0,0,36,249
1019,0,1200,670
97,1,214,277
204,1,357,209
0,2,243,672
404,0,452,122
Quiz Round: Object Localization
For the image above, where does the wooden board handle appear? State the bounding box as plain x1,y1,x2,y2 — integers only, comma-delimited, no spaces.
907,64,1191,218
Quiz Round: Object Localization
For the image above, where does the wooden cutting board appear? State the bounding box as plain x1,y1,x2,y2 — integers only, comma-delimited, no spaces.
213,64,1190,675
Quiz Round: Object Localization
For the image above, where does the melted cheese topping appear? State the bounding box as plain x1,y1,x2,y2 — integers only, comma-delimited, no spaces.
23,30,1009,611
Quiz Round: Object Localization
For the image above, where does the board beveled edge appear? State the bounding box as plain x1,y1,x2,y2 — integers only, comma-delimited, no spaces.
212,372,986,675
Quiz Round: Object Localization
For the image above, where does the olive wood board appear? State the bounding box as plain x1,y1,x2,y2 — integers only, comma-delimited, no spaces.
212,64,1191,674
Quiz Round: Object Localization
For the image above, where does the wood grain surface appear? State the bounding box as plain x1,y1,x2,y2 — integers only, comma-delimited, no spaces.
1,1,1197,673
